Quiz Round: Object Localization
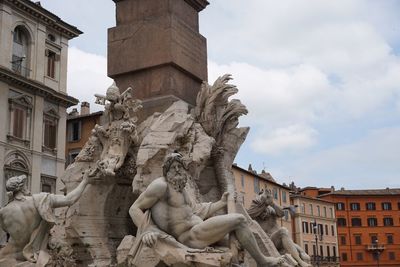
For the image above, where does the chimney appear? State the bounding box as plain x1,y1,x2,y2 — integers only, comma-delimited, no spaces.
81,101,90,115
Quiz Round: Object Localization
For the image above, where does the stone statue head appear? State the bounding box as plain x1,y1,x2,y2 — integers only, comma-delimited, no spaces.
163,152,188,192
106,82,120,103
6,174,27,193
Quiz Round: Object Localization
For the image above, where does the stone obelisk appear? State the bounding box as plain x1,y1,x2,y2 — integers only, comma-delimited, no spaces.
108,0,209,115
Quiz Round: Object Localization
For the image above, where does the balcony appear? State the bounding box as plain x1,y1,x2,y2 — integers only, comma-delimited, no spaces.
366,244,385,251
11,59,31,78
311,255,340,264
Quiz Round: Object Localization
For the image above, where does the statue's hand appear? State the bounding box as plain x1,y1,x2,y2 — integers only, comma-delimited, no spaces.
142,231,159,248
220,192,229,206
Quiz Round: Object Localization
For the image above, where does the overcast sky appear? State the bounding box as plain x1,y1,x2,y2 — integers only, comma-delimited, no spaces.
39,0,400,189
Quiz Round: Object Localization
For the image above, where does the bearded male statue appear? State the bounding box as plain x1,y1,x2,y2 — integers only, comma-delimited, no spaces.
248,189,311,267
129,152,287,267
0,172,91,266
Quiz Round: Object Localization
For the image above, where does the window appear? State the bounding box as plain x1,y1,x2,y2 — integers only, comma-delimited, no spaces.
317,205,321,216
283,210,289,221
320,245,323,257
354,235,362,245
327,245,330,257
43,115,57,149
325,224,328,235
240,175,244,187
309,204,313,215
383,217,393,226
313,245,316,256
310,222,314,233
340,235,346,245
330,207,334,218
323,207,327,217
331,225,335,236
337,202,345,210
273,187,278,199
389,252,396,260
282,191,287,203
368,218,378,227
40,175,56,194
8,91,32,142
302,221,309,233
333,246,337,258
304,244,309,254
46,50,57,78
366,202,376,210
68,121,81,142
350,202,360,210
356,252,363,260
370,235,378,244
12,106,26,139
382,202,392,210
318,224,324,236
387,234,393,244
12,26,30,77
337,218,347,227
341,253,348,261
301,203,305,214
351,218,362,227
67,149,80,165
254,177,260,193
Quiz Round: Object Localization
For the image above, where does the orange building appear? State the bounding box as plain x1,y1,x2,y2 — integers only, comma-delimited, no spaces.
65,102,103,165
319,188,400,267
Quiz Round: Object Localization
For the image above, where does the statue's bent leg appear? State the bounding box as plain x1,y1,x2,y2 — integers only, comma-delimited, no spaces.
179,214,245,248
180,214,285,267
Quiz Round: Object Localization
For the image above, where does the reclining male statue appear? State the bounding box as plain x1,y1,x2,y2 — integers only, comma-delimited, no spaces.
129,152,286,267
248,189,311,267
0,172,91,266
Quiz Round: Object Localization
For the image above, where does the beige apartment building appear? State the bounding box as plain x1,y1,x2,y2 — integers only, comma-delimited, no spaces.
0,0,80,207
291,192,340,266
232,164,293,232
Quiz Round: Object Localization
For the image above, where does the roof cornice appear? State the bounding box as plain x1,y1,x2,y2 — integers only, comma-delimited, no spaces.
0,66,78,107
4,0,82,39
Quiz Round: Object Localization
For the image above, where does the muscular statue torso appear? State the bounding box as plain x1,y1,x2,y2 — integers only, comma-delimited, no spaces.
0,197,42,248
150,178,203,239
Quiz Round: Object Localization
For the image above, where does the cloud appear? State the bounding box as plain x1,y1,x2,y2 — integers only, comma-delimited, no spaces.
251,124,318,156
67,47,113,112
291,127,400,189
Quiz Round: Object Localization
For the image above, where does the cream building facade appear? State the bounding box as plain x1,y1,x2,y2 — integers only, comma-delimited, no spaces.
291,194,340,266
0,0,81,208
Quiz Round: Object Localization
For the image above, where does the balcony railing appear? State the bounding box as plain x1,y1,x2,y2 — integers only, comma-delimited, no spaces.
11,60,31,78
366,244,385,251
311,255,340,263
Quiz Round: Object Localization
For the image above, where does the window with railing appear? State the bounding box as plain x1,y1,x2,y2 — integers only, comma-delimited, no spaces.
11,26,31,78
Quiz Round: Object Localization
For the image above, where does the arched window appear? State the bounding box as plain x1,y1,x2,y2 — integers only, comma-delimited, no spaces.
12,26,31,77
3,151,30,203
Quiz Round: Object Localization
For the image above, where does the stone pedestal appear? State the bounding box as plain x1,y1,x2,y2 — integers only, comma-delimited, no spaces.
108,0,209,107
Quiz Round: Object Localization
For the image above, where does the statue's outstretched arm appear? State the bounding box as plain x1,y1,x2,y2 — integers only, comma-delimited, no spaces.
50,172,90,208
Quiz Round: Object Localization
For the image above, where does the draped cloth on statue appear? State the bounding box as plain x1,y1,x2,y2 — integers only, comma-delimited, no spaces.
24,193,56,266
